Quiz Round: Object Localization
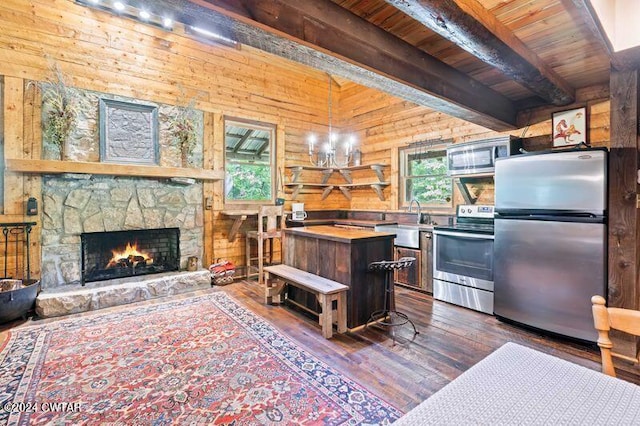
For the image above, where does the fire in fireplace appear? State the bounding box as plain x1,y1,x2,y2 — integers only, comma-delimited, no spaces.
81,228,180,285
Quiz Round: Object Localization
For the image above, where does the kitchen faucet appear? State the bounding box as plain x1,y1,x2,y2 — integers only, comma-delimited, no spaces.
408,199,422,224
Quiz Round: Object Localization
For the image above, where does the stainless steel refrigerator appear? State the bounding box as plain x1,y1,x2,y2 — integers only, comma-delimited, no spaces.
494,148,607,342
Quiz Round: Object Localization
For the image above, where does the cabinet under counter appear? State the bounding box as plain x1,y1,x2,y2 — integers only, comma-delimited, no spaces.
283,225,395,329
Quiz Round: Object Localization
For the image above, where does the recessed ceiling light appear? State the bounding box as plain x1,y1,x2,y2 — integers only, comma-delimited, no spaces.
113,1,125,12
139,10,151,20
162,17,173,29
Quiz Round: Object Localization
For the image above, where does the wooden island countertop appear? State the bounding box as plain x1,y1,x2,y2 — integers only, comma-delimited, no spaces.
283,225,395,329
286,218,392,228
284,225,395,243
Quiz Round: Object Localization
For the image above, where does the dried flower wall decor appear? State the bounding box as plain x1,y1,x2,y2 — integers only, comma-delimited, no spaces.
168,98,199,167
40,63,78,160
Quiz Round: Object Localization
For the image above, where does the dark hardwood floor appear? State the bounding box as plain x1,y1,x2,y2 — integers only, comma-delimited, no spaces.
2,280,638,416
223,280,640,413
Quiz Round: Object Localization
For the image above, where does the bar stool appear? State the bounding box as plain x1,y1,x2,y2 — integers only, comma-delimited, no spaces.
366,257,419,344
246,205,284,285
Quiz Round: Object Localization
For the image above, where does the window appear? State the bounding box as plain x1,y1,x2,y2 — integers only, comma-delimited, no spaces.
224,118,276,204
399,145,451,208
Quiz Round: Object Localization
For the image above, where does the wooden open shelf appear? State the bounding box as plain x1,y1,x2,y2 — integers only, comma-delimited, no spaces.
287,164,386,183
285,163,389,200
5,158,225,181
285,164,386,172
284,182,390,200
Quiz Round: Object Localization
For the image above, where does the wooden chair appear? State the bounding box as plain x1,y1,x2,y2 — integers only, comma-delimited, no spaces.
246,205,284,285
591,295,640,377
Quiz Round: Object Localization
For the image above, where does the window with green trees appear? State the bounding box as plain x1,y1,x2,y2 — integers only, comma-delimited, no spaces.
224,118,276,204
399,145,452,208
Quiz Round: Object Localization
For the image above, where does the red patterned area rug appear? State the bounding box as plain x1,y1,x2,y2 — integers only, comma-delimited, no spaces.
0,292,402,425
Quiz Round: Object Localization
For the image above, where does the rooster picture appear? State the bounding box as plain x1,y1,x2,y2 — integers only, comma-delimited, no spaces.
553,109,585,146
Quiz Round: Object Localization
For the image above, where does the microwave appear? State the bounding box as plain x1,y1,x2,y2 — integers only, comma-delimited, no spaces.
447,136,522,177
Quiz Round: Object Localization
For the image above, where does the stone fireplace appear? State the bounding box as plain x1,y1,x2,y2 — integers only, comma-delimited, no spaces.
36,175,211,318
81,227,180,284
41,175,204,289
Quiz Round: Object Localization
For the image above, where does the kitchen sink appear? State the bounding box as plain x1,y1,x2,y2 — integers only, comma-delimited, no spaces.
374,224,420,249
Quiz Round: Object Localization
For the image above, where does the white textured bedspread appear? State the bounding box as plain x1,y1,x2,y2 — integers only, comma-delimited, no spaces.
395,342,640,425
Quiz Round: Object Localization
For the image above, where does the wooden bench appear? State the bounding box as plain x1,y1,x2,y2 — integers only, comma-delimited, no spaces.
264,264,348,339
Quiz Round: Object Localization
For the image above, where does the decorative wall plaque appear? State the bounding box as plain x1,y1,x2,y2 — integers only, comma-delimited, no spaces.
99,99,159,164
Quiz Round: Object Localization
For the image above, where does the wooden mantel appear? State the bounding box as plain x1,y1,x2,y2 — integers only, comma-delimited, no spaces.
5,158,225,181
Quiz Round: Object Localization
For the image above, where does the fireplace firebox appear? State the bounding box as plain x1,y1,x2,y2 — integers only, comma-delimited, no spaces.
81,228,180,285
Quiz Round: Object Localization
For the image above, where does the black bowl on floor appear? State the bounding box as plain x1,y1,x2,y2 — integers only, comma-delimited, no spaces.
0,280,40,323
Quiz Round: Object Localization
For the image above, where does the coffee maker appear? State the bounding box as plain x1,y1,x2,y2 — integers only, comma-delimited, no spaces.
291,203,307,221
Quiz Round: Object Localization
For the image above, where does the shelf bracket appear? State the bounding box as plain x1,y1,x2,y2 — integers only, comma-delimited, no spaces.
290,167,303,183
338,186,352,200
371,165,385,182
228,214,248,242
321,169,333,184
455,178,477,205
371,184,385,201
339,169,353,184
292,184,303,199
321,185,334,200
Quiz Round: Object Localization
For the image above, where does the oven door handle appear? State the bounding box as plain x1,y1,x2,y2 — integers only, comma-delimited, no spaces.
433,230,494,240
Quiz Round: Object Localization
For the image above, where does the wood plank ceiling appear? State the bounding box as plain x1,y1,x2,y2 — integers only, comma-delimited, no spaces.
337,0,589,102
151,0,615,130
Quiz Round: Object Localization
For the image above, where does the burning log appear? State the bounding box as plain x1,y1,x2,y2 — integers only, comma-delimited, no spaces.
106,241,152,269
116,258,129,268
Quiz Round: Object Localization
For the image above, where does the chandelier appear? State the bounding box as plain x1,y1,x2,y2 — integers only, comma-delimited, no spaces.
308,74,355,167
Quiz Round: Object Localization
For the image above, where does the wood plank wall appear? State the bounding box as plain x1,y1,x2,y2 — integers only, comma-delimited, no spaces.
0,0,345,271
1,76,41,280
337,82,611,211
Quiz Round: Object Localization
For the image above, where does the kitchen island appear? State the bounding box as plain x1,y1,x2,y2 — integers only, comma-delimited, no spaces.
283,225,395,329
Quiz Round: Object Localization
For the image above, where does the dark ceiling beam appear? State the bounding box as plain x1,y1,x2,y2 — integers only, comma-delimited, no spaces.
147,0,519,131
385,0,575,106
209,0,517,127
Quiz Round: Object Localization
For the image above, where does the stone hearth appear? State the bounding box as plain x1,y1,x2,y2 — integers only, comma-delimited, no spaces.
36,270,211,318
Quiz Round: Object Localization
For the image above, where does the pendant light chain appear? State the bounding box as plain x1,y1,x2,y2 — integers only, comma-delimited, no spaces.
307,73,354,167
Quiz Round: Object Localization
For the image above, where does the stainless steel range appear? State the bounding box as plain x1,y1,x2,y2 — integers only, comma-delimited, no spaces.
432,204,494,314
